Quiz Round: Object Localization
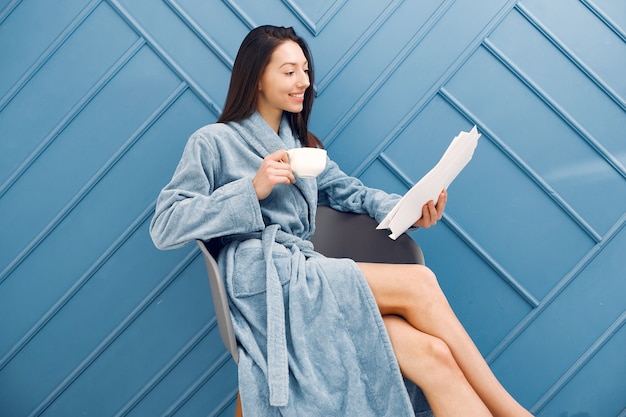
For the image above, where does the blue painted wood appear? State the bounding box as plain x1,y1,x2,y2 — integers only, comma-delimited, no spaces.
520,0,626,106
1,1,624,416
492,223,626,411
537,310,626,417
0,0,91,99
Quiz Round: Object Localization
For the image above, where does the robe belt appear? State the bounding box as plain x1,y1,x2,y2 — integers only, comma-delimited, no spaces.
227,225,314,407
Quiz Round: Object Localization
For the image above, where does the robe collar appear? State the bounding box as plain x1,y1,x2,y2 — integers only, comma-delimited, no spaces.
229,111,298,157
228,112,318,218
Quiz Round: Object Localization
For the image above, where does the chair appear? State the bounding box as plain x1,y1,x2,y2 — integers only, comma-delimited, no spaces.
310,205,424,265
196,205,428,416
197,237,241,363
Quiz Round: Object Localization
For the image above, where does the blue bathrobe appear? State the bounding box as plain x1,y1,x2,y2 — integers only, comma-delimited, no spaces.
150,112,432,416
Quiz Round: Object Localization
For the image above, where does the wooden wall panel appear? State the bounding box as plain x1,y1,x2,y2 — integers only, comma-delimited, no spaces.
1,1,624,416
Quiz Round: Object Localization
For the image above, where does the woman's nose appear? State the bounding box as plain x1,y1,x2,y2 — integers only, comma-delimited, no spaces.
297,70,310,88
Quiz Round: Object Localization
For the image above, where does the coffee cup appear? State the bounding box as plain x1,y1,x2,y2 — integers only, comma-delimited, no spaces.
287,148,327,178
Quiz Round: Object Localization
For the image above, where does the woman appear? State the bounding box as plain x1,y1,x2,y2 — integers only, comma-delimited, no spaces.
150,25,532,417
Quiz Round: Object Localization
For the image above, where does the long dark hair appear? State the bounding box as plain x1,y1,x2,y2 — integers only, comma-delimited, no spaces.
218,25,322,148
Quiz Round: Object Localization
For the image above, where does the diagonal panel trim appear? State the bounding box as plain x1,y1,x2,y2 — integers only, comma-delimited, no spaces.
222,0,256,30
378,151,540,307
439,86,603,243
531,309,626,414
207,386,239,417
438,212,540,307
112,320,219,417
376,151,416,190
0,38,146,200
106,0,222,116
316,0,402,94
281,0,348,36
486,212,626,363
0,0,20,25
482,37,626,180
349,0,518,177
0,82,188,286
0,199,154,372
580,0,626,42
26,240,201,417
0,0,102,113
324,0,456,150
160,351,232,417
165,0,234,69
516,2,626,111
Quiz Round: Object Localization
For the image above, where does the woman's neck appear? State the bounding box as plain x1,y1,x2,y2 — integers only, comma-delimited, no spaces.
256,107,283,134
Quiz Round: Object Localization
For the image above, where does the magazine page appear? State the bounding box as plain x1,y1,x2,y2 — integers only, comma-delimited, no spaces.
377,126,481,239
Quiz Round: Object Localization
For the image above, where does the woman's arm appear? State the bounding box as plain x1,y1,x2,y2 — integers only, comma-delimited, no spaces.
149,133,265,250
317,157,446,229
316,158,401,223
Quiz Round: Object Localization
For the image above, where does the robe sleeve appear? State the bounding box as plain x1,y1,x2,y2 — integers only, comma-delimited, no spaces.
150,131,265,250
316,158,401,224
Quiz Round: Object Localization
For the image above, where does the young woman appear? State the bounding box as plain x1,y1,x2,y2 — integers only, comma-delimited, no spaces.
150,25,533,417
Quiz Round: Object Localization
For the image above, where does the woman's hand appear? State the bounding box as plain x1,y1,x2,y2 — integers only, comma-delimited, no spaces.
252,149,295,200
413,190,447,228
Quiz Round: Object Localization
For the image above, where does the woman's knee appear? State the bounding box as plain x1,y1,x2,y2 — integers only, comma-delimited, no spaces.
399,265,445,312
360,263,446,317
412,264,440,290
420,335,457,372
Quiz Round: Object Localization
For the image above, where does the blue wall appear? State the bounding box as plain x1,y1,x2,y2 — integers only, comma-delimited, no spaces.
1,1,625,416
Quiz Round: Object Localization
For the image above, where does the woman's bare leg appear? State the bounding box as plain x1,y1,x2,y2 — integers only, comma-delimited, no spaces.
359,263,532,417
384,315,491,417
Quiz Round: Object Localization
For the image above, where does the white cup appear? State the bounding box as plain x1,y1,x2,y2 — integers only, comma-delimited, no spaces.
287,148,327,178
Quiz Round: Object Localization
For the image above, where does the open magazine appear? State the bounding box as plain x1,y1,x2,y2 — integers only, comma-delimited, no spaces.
377,126,481,239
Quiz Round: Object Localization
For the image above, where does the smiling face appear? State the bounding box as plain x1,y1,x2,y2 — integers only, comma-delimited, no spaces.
256,40,311,132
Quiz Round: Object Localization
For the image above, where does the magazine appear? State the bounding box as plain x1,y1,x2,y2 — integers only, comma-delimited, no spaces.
377,126,481,239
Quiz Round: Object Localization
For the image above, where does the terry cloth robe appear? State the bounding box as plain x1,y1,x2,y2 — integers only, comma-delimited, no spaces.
150,112,433,416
